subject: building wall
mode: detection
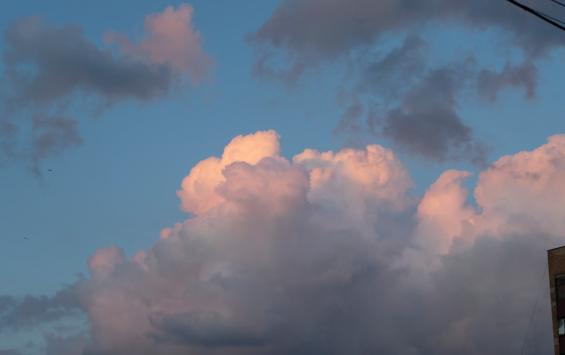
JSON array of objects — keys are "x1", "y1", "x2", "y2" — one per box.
[{"x1": 548, "y1": 247, "x2": 565, "y2": 355}]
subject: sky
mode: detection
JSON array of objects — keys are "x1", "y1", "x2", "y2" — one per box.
[{"x1": 1, "y1": 0, "x2": 565, "y2": 354}]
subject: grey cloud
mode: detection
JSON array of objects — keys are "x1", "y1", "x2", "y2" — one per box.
[
  {"x1": 477, "y1": 61, "x2": 538, "y2": 102},
  {"x1": 0, "y1": 17, "x2": 173, "y2": 170},
  {"x1": 0, "y1": 296, "x2": 17, "y2": 314},
  {"x1": 0, "y1": 16, "x2": 178, "y2": 171},
  {"x1": 251, "y1": 0, "x2": 565, "y2": 66},
  {"x1": 150, "y1": 311, "x2": 267, "y2": 348},
  {"x1": 372, "y1": 66, "x2": 487, "y2": 163},
  {"x1": 30, "y1": 115, "x2": 83, "y2": 175},
  {"x1": 250, "y1": 0, "x2": 434, "y2": 64},
  {"x1": 251, "y1": 0, "x2": 561, "y2": 163},
  {"x1": 359, "y1": 35, "x2": 427, "y2": 98},
  {"x1": 44, "y1": 334, "x2": 89, "y2": 355},
  {"x1": 0, "y1": 121, "x2": 17, "y2": 159},
  {"x1": 2, "y1": 17, "x2": 174, "y2": 108},
  {"x1": 0, "y1": 350, "x2": 23, "y2": 355},
  {"x1": 335, "y1": 35, "x2": 431, "y2": 150},
  {"x1": 0, "y1": 8, "x2": 209, "y2": 171},
  {"x1": 0, "y1": 285, "x2": 81, "y2": 331},
  {"x1": 429, "y1": 234, "x2": 553, "y2": 355},
  {"x1": 381, "y1": 105, "x2": 476, "y2": 161}
]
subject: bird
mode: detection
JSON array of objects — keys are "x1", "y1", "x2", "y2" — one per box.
[
  {"x1": 23, "y1": 237, "x2": 29, "y2": 240},
  {"x1": 47, "y1": 169, "x2": 53, "y2": 172}
]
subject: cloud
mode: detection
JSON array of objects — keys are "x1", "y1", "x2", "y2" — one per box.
[
  {"x1": 106, "y1": 3, "x2": 210, "y2": 83},
  {"x1": 0, "y1": 285, "x2": 80, "y2": 332},
  {"x1": 477, "y1": 61, "x2": 538, "y2": 102},
  {"x1": 473, "y1": 134, "x2": 565, "y2": 237},
  {"x1": 0, "y1": 350, "x2": 22, "y2": 355},
  {"x1": 250, "y1": 0, "x2": 564, "y2": 68},
  {"x1": 411, "y1": 170, "x2": 475, "y2": 263},
  {"x1": 30, "y1": 115, "x2": 83, "y2": 173},
  {"x1": 177, "y1": 130, "x2": 281, "y2": 215},
  {"x1": 358, "y1": 35, "x2": 427, "y2": 99},
  {"x1": 88, "y1": 246, "x2": 126, "y2": 279},
  {"x1": 250, "y1": 0, "x2": 563, "y2": 162},
  {"x1": 0, "y1": 3, "x2": 210, "y2": 171},
  {"x1": 2, "y1": 130, "x2": 563, "y2": 354},
  {"x1": 372, "y1": 65, "x2": 487, "y2": 163},
  {"x1": 44, "y1": 334, "x2": 88, "y2": 355},
  {"x1": 149, "y1": 311, "x2": 267, "y2": 348},
  {"x1": 2, "y1": 17, "x2": 173, "y2": 107}
]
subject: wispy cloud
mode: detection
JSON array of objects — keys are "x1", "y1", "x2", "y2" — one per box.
[
  {"x1": 250, "y1": 0, "x2": 565, "y2": 162},
  {"x1": 0, "y1": 3, "x2": 211, "y2": 173}
]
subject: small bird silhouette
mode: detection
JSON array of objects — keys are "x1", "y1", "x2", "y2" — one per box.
[
  {"x1": 23, "y1": 237, "x2": 29, "y2": 240},
  {"x1": 47, "y1": 169, "x2": 53, "y2": 172}
]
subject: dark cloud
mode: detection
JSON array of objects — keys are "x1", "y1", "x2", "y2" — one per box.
[
  {"x1": 0, "y1": 17, "x2": 173, "y2": 171},
  {"x1": 2, "y1": 17, "x2": 174, "y2": 108},
  {"x1": 0, "y1": 350, "x2": 23, "y2": 355},
  {"x1": 0, "y1": 121, "x2": 17, "y2": 159},
  {"x1": 30, "y1": 115, "x2": 83, "y2": 175},
  {"x1": 372, "y1": 66, "x2": 487, "y2": 163},
  {"x1": 150, "y1": 311, "x2": 267, "y2": 348},
  {"x1": 0, "y1": 285, "x2": 81, "y2": 331},
  {"x1": 0, "y1": 4, "x2": 210, "y2": 171},
  {"x1": 477, "y1": 61, "x2": 538, "y2": 102},
  {"x1": 0, "y1": 296, "x2": 17, "y2": 314},
  {"x1": 251, "y1": 0, "x2": 565, "y2": 66},
  {"x1": 250, "y1": 0, "x2": 435, "y2": 65},
  {"x1": 359, "y1": 35, "x2": 427, "y2": 98},
  {"x1": 251, "y1": 0, "x2": 564, "y2": 163},
  {"x1": 44, "y1": 334, "x2": 89, "y2": 355}
]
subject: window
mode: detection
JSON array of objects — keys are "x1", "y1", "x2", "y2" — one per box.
[
  {"x1": 559, "y1": 318, "x2": 565, "y2": 336},
  {"x1": 557, "y1": 276, "x2": 565, "y2": 300}
]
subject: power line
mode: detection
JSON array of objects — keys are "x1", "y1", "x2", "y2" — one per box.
[
  {"x1": 505, "y1": 0, "x2": 565, "y2": 32},
  {"x1": 550, "y1": 0, "x2": 565, "y2": 9},
  {"x1": 519, "y1": 265, "x2": 547, "y2": 355},
  {"x1": 537, "y1": 9, "x2": 565, "y2": 26}
]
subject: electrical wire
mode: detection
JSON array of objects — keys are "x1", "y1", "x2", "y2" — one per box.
[
  {"x1": 550, "y1": 0, "x2": 565, "y2": 9},
  {"x1": 519, "y1": 265, "x2": 548, "y2": 355},
  {"x1": 505, "y1": 0, "x2": 565, "y2": 32},
  {"x1": 536, "y1": 9, "x2": 565, "y2": 26}
]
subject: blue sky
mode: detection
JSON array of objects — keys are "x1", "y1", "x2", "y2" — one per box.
[
  {"x1": 1, "y1": 1, "x2": 565, "y2": 354},
  {"x1": 0, "y1": 0, "x2": 344, "y2": 296},
  {"x1": 1, "y1": 0, "x2": 565, "y2": 296}
]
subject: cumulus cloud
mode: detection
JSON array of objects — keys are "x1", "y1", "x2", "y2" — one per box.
[
  {"x1": 474, "y1": 134, "x2": 565, "y2": 237},
  {"x1": 106, "y1": 3, "x2": 210, "y2": 83},
  {"x1": 2, "y1": 130, "x2": 563, "y2": 354},
  {"x1": 177, "y1": 130, "x2": 281, "y2": 215},
  {"x1": 250, "y1": 0, "x2": 565, "y2": 162},
  {"x1": 0, "y1": 3, "x2": 210, "y2": 172}
]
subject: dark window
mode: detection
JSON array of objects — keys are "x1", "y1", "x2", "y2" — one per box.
[{"x1": 557, "y1": 276, "x2": 565, "y2": 300}]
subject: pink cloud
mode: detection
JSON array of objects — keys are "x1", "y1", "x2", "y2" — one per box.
[
  {"x1": 416, "y1": 170, "x2": 475, "y2": 255},
  {"x1": 177, "y1": 130, "x2": 280, "y2": 215},
  {"x1": 88, "y1": 246, "x2": 125, "y2": 279},
  {"x1": 107, "y1": 3, "x2": 211, "y2": 82},
  {"x1": 11, "y1": 131, "x2": 565, "y2": 354},
  {"x1": 474, "y1": 134, "x2": 565, "y2": 238}
]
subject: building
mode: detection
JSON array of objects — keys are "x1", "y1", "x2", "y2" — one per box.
[{"x1": 548, "y1": 246, "x2": 565, "y2": 355}]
